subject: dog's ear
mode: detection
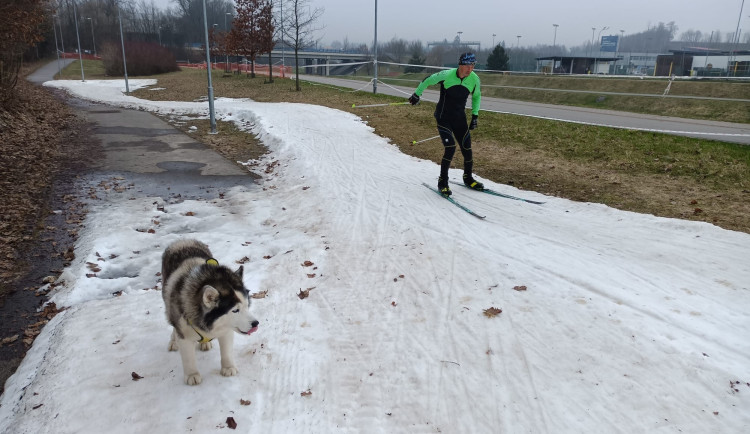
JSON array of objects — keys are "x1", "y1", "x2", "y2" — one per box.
[
  {"x1": 235, "y1": 265, "x2": 244, "y2": 278},
  {"x1": 202, "y1": 285, "x2": 220, "y2": 308}
]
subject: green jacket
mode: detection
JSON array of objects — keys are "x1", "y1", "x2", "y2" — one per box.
[{"x1": 414, "y1": 68, "x2": 481, "y2": 119}]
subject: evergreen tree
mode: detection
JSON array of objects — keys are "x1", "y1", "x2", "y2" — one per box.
[
  {"x1": 486, "y1": 45, "x2": 509, "y2": 71},
  {"x1": 404, "y1": 54, "x2": 425, "y2": 73}
]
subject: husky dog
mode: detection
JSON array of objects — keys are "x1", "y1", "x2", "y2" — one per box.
[{"x1": 161, "y1": 239, "x2": 259, "y2": 385}]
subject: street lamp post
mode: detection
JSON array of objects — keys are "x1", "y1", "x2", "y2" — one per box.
[
  {"x1": 593, "y1": 26, "x2": 609, "y2": 74},
  {"x1": 617, "y1": 29, "x2": 625, "y2": 74},
  {"x1": 552, "y1": 24, "x2": 559, "y2": 73},
  {"x1": 202, "y1": 0, "x2": 217, "y2": 134},
  {"x1": 373, "y1": 0, "x2": 378, "y2": 94},
  {"x1": 86, "y1": 17, "x2": 96, "y2": 56},
  {"x1": 552, "y1": 24, "x2": 558, "y2": 49},
  {"x1": 73, "y1": 1, "x2": 84, "y2": 81},
  {"x1": 225, "y1": 12, "x2": 231, "y2": 72},
  {"x1": 515, "y1": 35, "x2": 521, "y2": 71},
  {"x1": 117, "y1": 1, "x2": 129, "y2": 93},
  {"x1": 492, "y1": 33, "x2": 496, "y2": 48},
  {"x1": 729, "y1": 0, "x2": 746, "y2": 77},
  {"x1": 52, "y1": 15, "x2": 61, "y2": 78},
  {"x1": 212, "y1": 24, "x2": 218, "y2": 70}
]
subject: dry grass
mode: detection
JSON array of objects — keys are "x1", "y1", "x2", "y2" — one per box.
[{"x1": 69, "y1": 63, "x2": 750, "y2": 233}]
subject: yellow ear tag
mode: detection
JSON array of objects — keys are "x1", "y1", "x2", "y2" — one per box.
[{"x1": 206, "y1": 258, "x2": 219, "y2": 266}]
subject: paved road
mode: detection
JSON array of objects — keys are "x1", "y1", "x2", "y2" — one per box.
[
  {"x1": 30, "y1": 59, "x2": 252, "y2": 192},
  {"x1": 301, "y1": 75, "x2": 750, "y2": 145}
]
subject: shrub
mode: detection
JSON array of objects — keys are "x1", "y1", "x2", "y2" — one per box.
[{"x1": 101, "y1": 41, "x2": 179, "y2": 77}]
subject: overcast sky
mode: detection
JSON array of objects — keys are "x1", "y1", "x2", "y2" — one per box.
[{"x1": 154, "y1": 0, "x2": 747, "y2": 48}]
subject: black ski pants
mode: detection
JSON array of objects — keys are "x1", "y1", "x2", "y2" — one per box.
[{"x1": 436, "y1": 115, "x2": 473, "y2": 180}]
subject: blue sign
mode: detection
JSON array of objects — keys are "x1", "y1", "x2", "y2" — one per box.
[{"x1": 600, "y1": 35, "x2": 619, "y2": 52}]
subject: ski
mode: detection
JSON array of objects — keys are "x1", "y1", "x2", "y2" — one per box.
[
  {"x1": 421, "y1": 183, "x2": 486, "y2": 219},
  {"x1": 450, "y1": 181, "x2": 545, "y2": 205}
]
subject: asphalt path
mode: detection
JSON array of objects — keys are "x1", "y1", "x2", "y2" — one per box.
[{"x1": 301, "y1": 74, "x2": 750, "y2": 146}]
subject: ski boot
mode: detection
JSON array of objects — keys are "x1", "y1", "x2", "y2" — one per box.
[
  {"x1": 438, "y1": 177, "x2": 452, "y2": 196},
  {"x1": 463, "y1": 173, "x2": 484, "y2": 191}
]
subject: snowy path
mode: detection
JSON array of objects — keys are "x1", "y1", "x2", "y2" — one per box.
[{"x1": 0, "y1": 80, "x2": 748, "y2": 433}]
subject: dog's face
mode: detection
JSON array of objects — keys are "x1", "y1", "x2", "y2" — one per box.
[{"x1": 201, "y1": 266, "x2": 259, "y2": 335}]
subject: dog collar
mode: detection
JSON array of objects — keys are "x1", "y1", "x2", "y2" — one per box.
[{"x1": 187, "y1": 319, "x2": 213, "y2": 344}]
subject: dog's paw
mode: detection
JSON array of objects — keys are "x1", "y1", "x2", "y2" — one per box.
[
  {"x1": 185, "y1": 373, "x2": 202, "y2": 385},
  {"x1": 199, "y1": 341, "x2": 213, "y2": 351},
  {"x1": 221, "y1": 366, "x2": 238, "y2": 377},
  {"x1": 167, "y1": 341, "x2": 178, "y2": 352}
]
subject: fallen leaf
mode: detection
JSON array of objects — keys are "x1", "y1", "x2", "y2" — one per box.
[
  {"x1": 301, "y1": 389, "x2": 312, "y2": 397},
  {"x1": 131, "y1": 372, "x2": 144, "y2": 381},
  {"x1": 301, "y1": 260, "x2": 314, "y2": 267},
  {"x1": 240, "y1": 399, "x2": 251, "y2": 406},
  {"x1": 483, "y1": 307, "x2": 503, "y2": 318},
  {"x1": 306, "y1": 273, "x2": 316, "y2": 278},
  {"x1": 226, "y1": 416, "x2": 237, "y2": 429},
  {"x1": 251, "y1": 290, "x2": 268, "y2": 299},
  {"x1": 513, "y1": 285, "x2": 527, "y2": 291},
  {"x1": 298, "y1": 288, "x2": 311, "y2": 299},
  {"x1": 391, "y1": 301, "x2": 397, "y2": 307}
]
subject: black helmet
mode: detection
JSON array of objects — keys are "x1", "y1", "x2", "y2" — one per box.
[{"x1": 458, "y1": 52, "x2": 476, "y2": 65}]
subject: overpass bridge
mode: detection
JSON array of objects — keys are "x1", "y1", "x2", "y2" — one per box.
[{"x1": 265, "y1": 49, "x2": 371, "y2": 75}]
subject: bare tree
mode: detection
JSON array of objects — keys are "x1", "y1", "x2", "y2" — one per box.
[
  {"x1": 228, "y1": 0, "x2": 273, "y2": 78},
  {"x1": 282, "y1": 0, "x2": 323, "y2": 91}
]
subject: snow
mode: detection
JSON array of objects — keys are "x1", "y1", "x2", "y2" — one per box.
[{"x1": 0, "y1": 78, "x2": 748, "y2": 433}]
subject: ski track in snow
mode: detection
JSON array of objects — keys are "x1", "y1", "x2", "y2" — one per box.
[{"x1": 0, "y1": 79, "x2": 748, "y2": 433}]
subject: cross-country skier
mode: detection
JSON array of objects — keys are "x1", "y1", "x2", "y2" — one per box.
[{"x1": 409, "y1": 52, "x2": 483, "y2": 196}]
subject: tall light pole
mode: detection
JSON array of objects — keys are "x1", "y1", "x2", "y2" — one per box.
[
  {"x1": 225, "y1": 13, "x2": 232, "y2": 72},
  {"x1": 117, "y1": 1, "x2": 129, "y2": 93},
  {"x1": 280, "y1": 0, "x2": 284, "y2": 76},
  {"x1": 552, "y1": 24, "x2": 558, "y2": 49},
  {"x1": 729, "y1": 0, "x2": 746, "y2": 77},
  {"x1": 52, "y1": 15, "x2": 61, "y2": 78},
  {"x1": 552, "y1": 24, "x2": 559, "y2": 73},
  {"x1": 593, "y1": 26, "x2": 609, "y2": 74},
  {"x1": 373, "y1": 0, "x2": 378, "y2": 94},
  {"x1": 202, "y1": 0, "x2": 217, "y2": 134},
  {"x1": 73, "y1": 1, "x2": 84, "y2": 81},
  {"x1": 86, "y1": 17, "x2": 96, "y2": 56},
  {"x1": 590, "y1": 27, "x2": 595, "y2": 58},
  {"x1": 492, "y1": 33, "x2": 496, "y2": 48},
  {"x1": 617, "y1": 29, "x2": 625, "y2": 74},
  {"x1": 515, "y1": 35, "x2": 521, "y2": 71}
]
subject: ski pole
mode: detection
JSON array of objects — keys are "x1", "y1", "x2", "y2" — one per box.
[
  {"x1": 351, "y1": 101, "x2": 409, "y2": 108},
  {"x1": 411, "y1": 135, "x2": 440, "y2": 145}
]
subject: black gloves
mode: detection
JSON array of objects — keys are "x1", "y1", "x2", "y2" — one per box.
[
  {"x1": 469, "y1": 114, "x2": 478, "y2": 130},
  {"x1": 408, "y1": 93, "x2": 420, "y2": 105}
]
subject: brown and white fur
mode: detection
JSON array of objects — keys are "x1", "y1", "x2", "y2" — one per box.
[{"x1": 161, "y1": 239, "x2": 259, "y2": 385}]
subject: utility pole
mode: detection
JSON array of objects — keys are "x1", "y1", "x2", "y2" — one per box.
[
  {"x1": 117, "y1": 1, "x2": 129, "y2": 93},
  {"x1": 373, "y1": 0, "x2": 378, "y2": 94},
  {"x1": 73, "y1": 1, "x2": 84, "y2": 81},
  {"x1": 202, "y1": 0, "x2": 217, "y2": 134},
  {"x1": 53, "y1": 15, "x2": 61, "y2": 78},
  {"x1": 86, "y1": 17, "x2": 96, "y2": 56}
]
